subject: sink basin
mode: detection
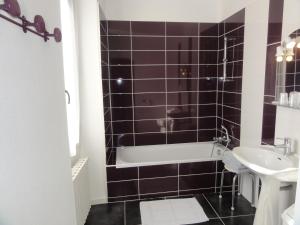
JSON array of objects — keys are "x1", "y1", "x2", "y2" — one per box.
[
  {"x1": 232, "y1": 146, "x2": 299, "y2": 225},
  {"x1": 232, "y1": 146, "x2": 298, "y2": 176}
]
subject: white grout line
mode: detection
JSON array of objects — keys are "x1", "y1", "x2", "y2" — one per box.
[
  {"x1": 202, "y1": 193, "x2": 226, "y2": 225},
  {"x1": 105, "y1": 20, "x2": 114, "y2": 150},
  {"x1": 129, "y1": 21, "x2": 136, "y2": 146}
]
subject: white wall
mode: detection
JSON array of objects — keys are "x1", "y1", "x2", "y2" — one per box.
[
  {"x1": 278, "y1": 0, "x2": 300, "y2": 222},
  {"x1": 75, "y1": 0, "x2": 108, "y2": 204},
  {"x1": 0, "y1": 0, "x2": 77, "y2": 224},
  {"x1": 102, "y1": 0, "x2": 220, "y2": 22}
]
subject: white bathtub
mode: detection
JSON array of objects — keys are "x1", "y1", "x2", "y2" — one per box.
[{"x1": 116, "y1": 142, "x2": 225, "y2": 168}]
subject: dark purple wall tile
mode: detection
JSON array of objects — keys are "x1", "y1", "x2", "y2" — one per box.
[
  {"x1": 111, "y1": 94, "x2": 132, "y2": 107},
  {"x1": 198, "y1": 91, "x2": 216, "y2": 104},
  {"x1": 167, "y1": 51, "x2": 198, "y2": 65},
  {"x1": 110, "y1": 66, "x2": 132, "y2": 79},
  {"x1": 132, "y1": 37, "x2": 165, "y2": 50},
  {"x1": 167, "y1": 37, "x2": 198, "y2": 50},
  {"x1": 113, "y1": 134, "x2": 134, "y2": 147},
  {"x1": 171, "y1": 118, "x2": 197, "y2": 131},
  {"x1": 133, "y1": 65, "x2": 165, "y2": 79},
  {"x1": 108, "y1": 21, "x2": 130, "y2": 35},
  {"x1": 224, "y1": 9, "x2": 245, "y2": 33},
  {"x1": 199, "y1": 37, "x2": 218, "y2": 50},
  {"x1": 132, "y1": 51, "x2": 165, "y2": 65},
  {"x1": 264, "y1": 44, "x2": 278, "y2": 96},
  {"x1": 179, "y1": 174, "x2": 216, "y2": 190},
  {"x1": 261, "y1": 104, "x2": 276, "y2": 145},
  {"x1": 198, "y1": 79, "x2": 217, "y2": 91},
  {"x1": 112, "y1": 121, "x2": 133, "y2": 134},
  {"x1": 167, "y1": 92, "x2": 198, "y2": 105},
  {"x1": 140, "y1": 177, "x2": 178, "y2": 194},
  {"x1": 101, "y1": 65, "x2": 109, "y2": 79},
  {"x1": 134, "y1": 120, "x2": 162, "y2": 133},
  {"x1": 166, "y1": 22, "x2": 198, "y2": 36},
  {"x1": 135, "y1": 133, "x2": 166, "y2": 146},
  {"x1": 199, "y1": 65, "x2": 218, "y2": 77},
  {"x1": 109, "y1": 51, "x2": 131, "y2": 65},
  {"x1": 110, "y1": 79, "x2": 132, "y2": 93},
  {"x1": 134, "y1": 106, "x2": 166, "y2": 120},
  {"x1": 167, "y1": 79, "x2": 198, "y2": 92},
  {"x1": 139, "y1": 164, "x2": 178, "y2": 178},
  {"x1": 223, "y1": 106, "x2": 241, "y2": 124},
  {"x1": 167, "y1": 105, "x2": 197, "y2": 118},
  {"x1": 167, "y1": 131, "x2": 197, "y2": 144},
  {"x1": 199, "y1": 23, "x2": 218, "y2": 36},
  {"x1": 131, "y1": 21, "x2": 165, "y2": 35},
  {"x1": 133, "y1": 93, "x2": 166, "y2": 106},
  {"x1": 133, "y1": 79, "x2": 165, "y2": 93},
  {"x1": 198, "y1": 117, "x2": 216, "y2": 129},
  {"x1": 107, "y1": 167, "x2": 138, "y2": 181},
  {"x1": 198, "y1": 129, "x2": 216, "y2": 142},
  {"x1": 198, "y1": 104, "x2": 217, "y2": 117},
  {"x1": 267, "y1": 0, "x2": 284, "y2": 44},
  {"x1": 223, "y1": 78, "x2": 243, "y2": 92},
  {"x1": 222, "y1": 92, "x2": 241, "y2": 108},
  {"x1": 107, "y1": 180, "x2": 138, "y2": 197},
  {"x1": 112, "y1": 107, "x2": 133, "y2": 121},
  {"x1": 166, "y1": 65, "x2": 198, "y2": 79},
  {"x1": 108, "y1": 36, "x2": 131, "y2": 50},
  {"x1": 199, "y1": 51, "x2": 218, "y2": 64},
  {"x1": 179, "y1": 161, "x2": 216, "y2": 175}
]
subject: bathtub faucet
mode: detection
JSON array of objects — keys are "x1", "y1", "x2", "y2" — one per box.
[{"x1": 213, "y1": 125, "x2": 231, "y2": 145}]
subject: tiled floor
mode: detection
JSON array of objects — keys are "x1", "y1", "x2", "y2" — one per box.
[{"x1": 85, "y1": 192, "x2": 256, "y2": 225}]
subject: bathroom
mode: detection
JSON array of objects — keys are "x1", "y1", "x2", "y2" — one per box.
[{"x1": 1, "y1": 0, "x2": 300, "y2": 225}]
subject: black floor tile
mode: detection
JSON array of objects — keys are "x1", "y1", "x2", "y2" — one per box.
[
  {"x1": 126, "y1": 201, "x2": 141, "y2": 225},
  {"x1": 204, "y1": 193, "x2": 256, "y2": 218},
  {"x1": 85, "y1": 203, "x2": 124, "y2": 225},
  {"x1": 195, "y1": 194, "x2": 219, "y2": 219},
  {"x1": 222, "y1": 215, "x2": 255, "y2": 225}
]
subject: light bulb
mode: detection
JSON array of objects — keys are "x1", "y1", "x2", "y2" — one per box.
[
  {"x1": 276, "y1": 56, "x2": 283, "y2": 62},
  {"x1": 297, "y1": 42, "x2": 300, "y2": 48},
  {"x1": 286, "y1": 55, "x2": 293, "y2": 62}
]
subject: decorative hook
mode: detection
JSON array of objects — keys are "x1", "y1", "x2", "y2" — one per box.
[
  {"x1": 21, "y1": 15, "x2": 46, "y2": 33},
  {"x1": 0, "y1": 0, "x2": 21, "y2": 17},
  {"x1": 44, "y1": 27, "x2": 62, "y2": 42}
]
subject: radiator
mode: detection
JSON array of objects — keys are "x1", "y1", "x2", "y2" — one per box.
[{"x1": 72, "y1": 158, "x2": 91, "y2": 225}]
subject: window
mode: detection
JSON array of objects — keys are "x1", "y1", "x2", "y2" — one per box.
[{"x1": 60, "y1": 0, "x2": 79, "y2": 157}]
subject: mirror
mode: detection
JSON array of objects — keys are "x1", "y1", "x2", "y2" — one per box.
[{"x1": 275, "y1": 29, "x2": 300, "y2": 108}]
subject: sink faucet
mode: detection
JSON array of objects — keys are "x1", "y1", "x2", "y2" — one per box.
[{"x1": 275, "y1": 137, "x2": 292, "y2": 156}]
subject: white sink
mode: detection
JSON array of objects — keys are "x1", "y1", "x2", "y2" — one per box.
[
  {"x1": 232, "y1": 146, "x2": 298, "y2": 176},
  {"x1": 232, "y1": 146, "x2": 299, "y2": 225}
]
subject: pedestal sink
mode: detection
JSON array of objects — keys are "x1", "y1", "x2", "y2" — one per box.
[{"x1": 232, "y1": 147, "x2": 298, "y2": 225}]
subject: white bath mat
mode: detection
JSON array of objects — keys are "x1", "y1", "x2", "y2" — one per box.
[{"x1": 140, "y1": 197, "x2": 209, "y2": 225}]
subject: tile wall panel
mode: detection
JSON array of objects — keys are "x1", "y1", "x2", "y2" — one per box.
[
  {"x1": 261, "y1": 0, "x2": 284, "y2": 145},
  {"x1": 217, "y1": 9, "x2": 245, "y2": 149},
  {"x1": 106, "y1": 161, "x2": 237, "y2": 202},
  {"x1": 101, "y1": 9, "x2": 245, "y2": 201}
]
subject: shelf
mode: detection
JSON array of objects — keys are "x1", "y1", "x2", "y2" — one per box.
[{"x1": 272, "y1": 101, "x2": 300, "y2": 110}]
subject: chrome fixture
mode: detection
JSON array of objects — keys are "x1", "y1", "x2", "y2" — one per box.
[
  {"x1": 219, "y1": 37, "x2": 235, "y2": 82},
  {"x1": 213, "y1": 125, "x2": 231, "y2": 145},
  {"x1": 275, "y1": 137, "x2": 292, "y2": 156}
]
